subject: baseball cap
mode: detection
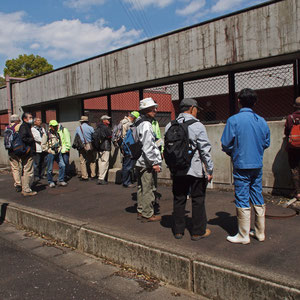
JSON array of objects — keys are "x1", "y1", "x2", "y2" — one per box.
[
  {"x1": 130, "y1": 111, "x2": 140, "y2": 118},
  {"x1": 101, "y1": 115, "x2": 111, "y2": 120},
  {"x1": 49, "y1": 120, "x2": 58, "y2": 126},
  {"x1": 180, "y1": 98, "x2": 203, "y2": 110}
]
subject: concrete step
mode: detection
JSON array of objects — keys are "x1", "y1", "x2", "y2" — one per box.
[{"x1": 1, "y1": 200, "x2": 299, "y2": 300}]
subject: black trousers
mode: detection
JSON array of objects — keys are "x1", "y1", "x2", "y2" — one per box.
[{"x1": 172, "y1": 175, "x2": 207, "y2": 235}]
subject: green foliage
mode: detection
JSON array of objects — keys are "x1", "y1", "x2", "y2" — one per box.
[
  {"x1": 4, "y1": 54, "x2": 53, "y2": 78},
  {"x1": 0, "y1": 76, "x2": 5, "y2": 87}
]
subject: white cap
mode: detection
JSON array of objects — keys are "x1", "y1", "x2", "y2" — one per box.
[
  {"x1": 10, "y1": 114, "x2": 20, "y2": 122},
  {"x1": 139, "y1": 98, "x2": 158, "y2": 111},
  {"x1": 101, "y1": 115, "x2": 111, "y2": 120}
]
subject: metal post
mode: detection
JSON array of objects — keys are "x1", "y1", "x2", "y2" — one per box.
[
  {"x1": 5, "y1": 75, "x2": 12, "y2": 121},
  {"x1": 41, "y1": 109, "x2": 46, "y2": 124},
  {"x1": 139, "y1": 89, "x2": 143, "y2": 100},
  {"x1": 107, "y1": 94, "x2": 112, "y2": 125},
  {"x1": 294, "y1": 59, "x2": 300, "y2": 98},
  {"x1": 228, "y1": 72, "x2": 236, "y2": 116},
  {"x1": 179, "y1": 82, "x2": 184, "y2": 102}
]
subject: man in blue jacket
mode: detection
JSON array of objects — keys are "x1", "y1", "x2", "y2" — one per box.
[{"x1": 221, "y1": 88, "x2": 270, "y2": 244}]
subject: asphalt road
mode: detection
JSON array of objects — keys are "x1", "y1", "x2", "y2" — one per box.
[{"x1": 0, "y1": 222, "x2": 203, "y2": 300}]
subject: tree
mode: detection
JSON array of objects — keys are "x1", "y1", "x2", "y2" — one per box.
[
  {"x1": 4, "y1": 54, "x2": 53, "y2": 79},
  {"x1": 0, "y1": 76, "x2": 5, "y2": 87}
]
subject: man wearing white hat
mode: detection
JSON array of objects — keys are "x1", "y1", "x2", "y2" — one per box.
[{"x1": 136, "y1": 98, "x2": 162, "y2": 222}]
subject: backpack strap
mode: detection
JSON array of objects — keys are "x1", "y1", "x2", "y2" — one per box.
[
  {"x1": 135, "y1": 116, "x2": 151, "y2": 127},
  {"x1": 184, "y1": 119, "x2": 199, "y2": 126},
  {"x1": 79, "y1": 125, "x2": 88, "y2": 144},
  {"x1": 291, "y1": 115, "x2": 295, "y2": 124}
]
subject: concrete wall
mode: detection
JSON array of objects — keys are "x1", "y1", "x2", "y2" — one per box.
[
  {"x1": 0, "y1": 88, "x2": 8, "y2": 112},
  {"x1": 0, "y1": 0, "x2": 299, "y2": 109},
  {"x1": 157, "y1": 120, "x2": 292, "y2": 194}
]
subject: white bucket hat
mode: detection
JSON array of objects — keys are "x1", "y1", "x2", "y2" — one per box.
[{"x1": 139, "y1": 97, "x2": 158, "y2": 111}]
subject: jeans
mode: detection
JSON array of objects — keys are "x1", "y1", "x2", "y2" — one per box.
[
  {"x1": 47, "y1": 152, "x2": 66, "y2": 183},
  {"x1": 172, "y1": 175, "x2": 207, "y2": 235},
  {"x1": 233, "y1": 168, "x2": 264, "y2": 208},
  {"x1": 122, "y1": 156, "x2": 135, "y2": 186},
  {"x1": 62, "y1": 152, "x2": 70, "y2": 176},
  {"x1": 33, "y1": 152, "x2": 48, "y2": 178}
]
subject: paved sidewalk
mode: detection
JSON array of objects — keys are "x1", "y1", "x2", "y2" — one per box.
[{"x1": 0, "y1": 174, "x2": 299, "y2": 298}]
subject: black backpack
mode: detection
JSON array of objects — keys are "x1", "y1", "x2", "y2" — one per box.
[
  {"x1": 164, "y1": 119, "x2": 198, "y2": 175},
  {"x1": 92, "y1": 126, "x2": 106, "y2": 151}
]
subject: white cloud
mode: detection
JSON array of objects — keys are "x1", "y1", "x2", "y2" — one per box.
[
  {"x1": 0, "y1": 11, "x2": 141, "y2": 64},
  {"x1": 211, "y1": 0, "x2": 244, "y2": 13},
  {"x1": 63, "y1": 0, "x2": 106, "y2": 10},
  {"x1": 176, "y1": 0, "x2": 206, "y2": 16},
  {"x1": 123, "y1": 0, "x2": 173, "y2": 9}
]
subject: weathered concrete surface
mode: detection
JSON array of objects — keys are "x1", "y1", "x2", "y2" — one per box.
[
  {"x1": 193, "y1": 261, "x2": 300, "y2": 300},
  {"x1": 0, "y1": 174, "x2": 299, "y2": 299},
  {"x1": 0, "y1": 0, "x2": 299, "y2": 108},
  {"x1": 78, "y1": 228, "x2": 192, "y2": 290},
  {"x1": 3, "y1": 203, "x2": 85, "y2": 248},
  {"x1": 0, "y1": 87, "x2": 7, "y2": 111},
  {"x1": 0, "y1": 222, "x2": 201, "y2": 300}
]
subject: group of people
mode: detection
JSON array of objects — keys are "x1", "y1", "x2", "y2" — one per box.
[
  {"x1": 115, "y1": 89, "x2": 299, "y2": 244},
  {"x1": 4, "y1": 113, "x2": 115, "y2": 194},
  {"x1": 72, "y1": 115, "x2": 113, "y2": 185},
  {"x1": 5, "y1": 113, "x2": 71, "y2": 195},
  {"x1": 4, "y1": 89, "x2": 300, "y2": 244}
]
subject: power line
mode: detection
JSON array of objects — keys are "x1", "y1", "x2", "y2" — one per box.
[
  {"x1": 131, "y1": 0, "x2": 154, "y2": 37},
  {"x1": 116, "y1": 0, "x2": 143, "y2": 36},
  {"x1": 116, "y1": 0, "x2": 153, "y2": 39}
]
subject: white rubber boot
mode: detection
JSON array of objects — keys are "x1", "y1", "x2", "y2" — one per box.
[
  {"x1": 249, "y1": 205, "x2": 265, "y2": 242},
  {"x1": 227, "y1": 207, "x2": 251, "y2": 244}
]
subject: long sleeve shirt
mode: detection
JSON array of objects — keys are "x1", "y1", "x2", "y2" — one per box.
[
  {"x1": 221, "y1": 108, "x2": 270, "y2": 169},
  {"x1": 136, "y1": 117, "x2": 162, "y2": 168},
  {"x1": 58, "y1": 125, "x2": 71, "y2": 153},
  {"x1": 165, "y1": 113, "x2": 213, "y2": 177},
  {"x1": 31, "y1": 126, "x2": 46, "y2": 153},
  {"x1": 75, "y1": 123, "x2": 94, "y2": 143}
]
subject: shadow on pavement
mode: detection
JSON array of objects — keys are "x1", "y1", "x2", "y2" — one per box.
[
  {"x1": 125, "y1": 203, "x2": 137, "y2": 214},
  {"x1": 208, "y1": 212, "x2": 237, "y2": 235},
  {"x1": 0, "y1": 203, "x2": 8, "y2": 225}
]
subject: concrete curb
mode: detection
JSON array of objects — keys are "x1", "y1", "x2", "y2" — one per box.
[{"x1": 1, "y1": 201, "x2": 300, "y2": 300}]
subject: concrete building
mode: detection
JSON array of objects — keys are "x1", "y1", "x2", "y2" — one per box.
[{"x1": 0, "y1": 0, "x2": 299, "y2": 194}]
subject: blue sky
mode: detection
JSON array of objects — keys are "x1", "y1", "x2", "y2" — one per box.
[{"x1": 0, "y1": 0, "x2": 269, "y2": 75}]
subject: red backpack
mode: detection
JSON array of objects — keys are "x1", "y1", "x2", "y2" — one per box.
[{"x1": 288, "y1": 115, "x2": 300, "y2": 148}]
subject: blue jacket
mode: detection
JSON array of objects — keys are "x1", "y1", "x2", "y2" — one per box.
[
  {"x1": 221, "y1": 108, "x2": 270, "y2": 169},
  {"x1": 76, "y1": 123, "x2": 94, "y2": 143}
]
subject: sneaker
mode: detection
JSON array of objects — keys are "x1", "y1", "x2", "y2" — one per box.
[
  {"x1": 127, "y1": 184, "x2": 136, "y2": 188},
  {"x1": 137, "y1": 213, "x2": 142, "y2": 220},
  {"x1": 15, "y1": 185, "x2": 22, "y2": 193},
  {"x1": 21, "y1": 190, "x2": 37, "y2": 197},
  {"x1": 57, "y1": 181, "x2": 67, "y2": 187},
  {"x1": 80, "y1": 178, "x2": 89, "y2": 181},
  {"x1": 34, "y1": 176, "x2": 40, "y2": 182},
  {"x1": 49, "y1": 182, "x2": 55, "y2": 188},
  {"x1": 97, "y1": 180, "x2": 108, "y2": 185},
  {"x1": 141, "y1": 215, "x2": 162, "y2": 223},
  {"x1": 174, "y1": 233, "x2": 183, "y2": 240},
  {"x1": 191, "y1": 229, "x2": 211, "y2": 241}
]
